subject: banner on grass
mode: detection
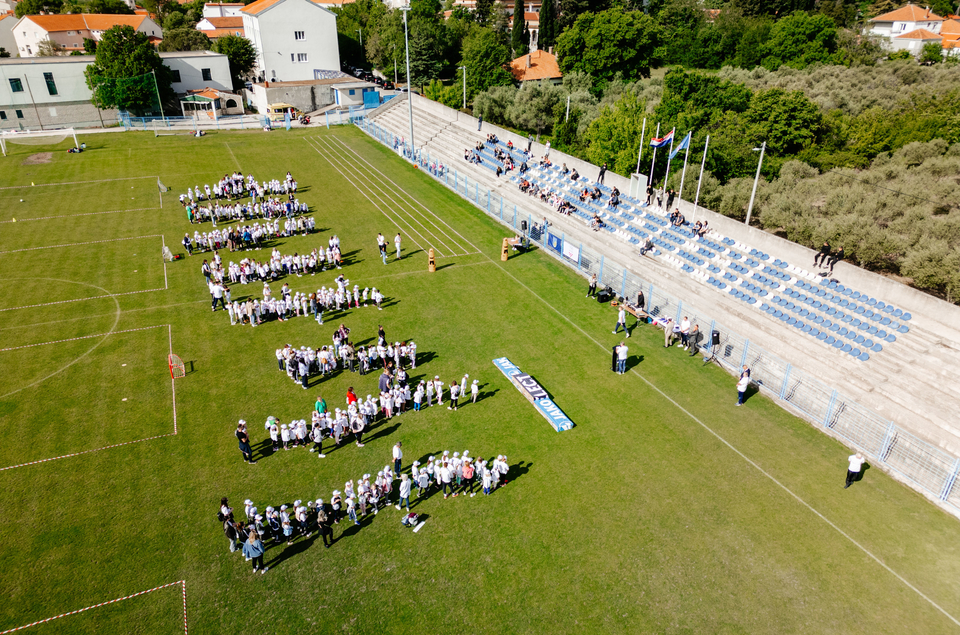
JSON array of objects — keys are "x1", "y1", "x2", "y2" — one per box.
[{"x1": 492, "y1": 357, "x2": 575, "y2": 432}]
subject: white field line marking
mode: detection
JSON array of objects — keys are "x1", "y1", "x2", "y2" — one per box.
[
  {"x1": 162, "y1": 234, "x2": 169, "y2": 289},
  {"x1": 0, "y1": 580, "x2": 187, "y2": 634},
  {"x1": 168, "y1": 324, "x2": 177, "y2": 434},
  {"x1": 0, "y1": 288, "x2": 166, "y2": 313},
  {"x1": 0, "y1": 234, "x2": 162, "y2": 255},
  {"x1": 0, "y1": 278, "x2": 120, "y2": 400},
  {"x1": 0, "y1": 325, "x2": 165, "y2": 352},
  {"x1": 0, "y1": 325, "x2": 179, "y2": 471},
  {"x1": 0, "y1": 175, "x2": 157, "y2": 191},
  {"x1": 327, "y1": 134, "x2": 479, "y2": 256},
  {"x1": 375, "y1": 159, "x2": 960, "y2": 628},
  {"x1": 224, "y1": 141, "x2": 242, "y2": 172},
  {"x1": 0, "y1": 208, "x2": 159, "y2": 224},
  {"x1": 316, "y1": 136, "x2": 470, "y2": 257},
  {"x1": 329, "y1": 133, "x2": 483, "y2": 255},
  {"x1": 303, "y1": 137, "x2": 433, "y2": 256},
  {"x1": 491, "y1": 259, "x2": 960, "y2": 629}
]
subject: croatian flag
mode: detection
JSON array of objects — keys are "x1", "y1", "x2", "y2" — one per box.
[{"x1": 650, "y1": 129, "x2": 674, "y2": 148}]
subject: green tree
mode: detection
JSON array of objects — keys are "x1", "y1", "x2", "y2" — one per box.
[
  {"x1": 510, "y1": 4, "x2": 526, "y2": 56},
  {"x1": 656, "y1": 0, "x2": 705, "y2": 66},
  {"x1": 558, "y1": 0, "x2": 608, "y2": 30},
  {"x1": 0, "y1": 48, "x2": 10, "y2": 58},
  {"x1": 138, "y1": 0, "x2": 180, "y2": 26},
  {"x1": 473, "y1": 84, "x2": 517, "y2": 124},
  {"x1": 458, "y1": 26, "x2": 513, "y2": 100},
  {"x1": 555, "y1": 8, "x2": 660, "y2": 83},
  {"x1": 88, "y1": 0, "x2": 135, "y2": 13},
  {"x1": 83, "y1": 38, "x2": 98, "y2": 54},
  {"x1": 85, "y1": 25, "x2": 175, "y2": 116},
  {"x1": 474, "y1": 0, "x2": 493, "y2": 25},
  {"x1": 367, "y1": 10, "x2": 405, "y2": 79},
  {"x1": 507, "y1": 79, "x2": 563, "y2": 136},
  {"x1": 158, "y1": 28, "x2": 211, "y2": 52},
  {"x1": 212, "y1": 34, "x2": 257, "y2": 90},
  {"x1": 36, "y1": 39, "x2": 65, "y2": 56},
  {"x1": 538, "y1": 0, "x2": 557, "y2": 51},
  {"x1": 919, "y1": 42, "x2": 943, "y2": 65},
  {"x1": 761, "y1": 11, "x2": 840, "y2": 70},
  {"x1": 745, "y1": 88, "x2": 823, "y2": 154},
  {"x1": 582, "y1": 90, "x2": 647, "y2": 175},
  {"x1": 14, "y1": 0, "x2": 62, "y2": 18},
  {"x1": 336, "y1": 0, "x2": 387, "y2": 68},
  {"x1": 162, "y1": 12, "x2": 188, "y2": 31}
]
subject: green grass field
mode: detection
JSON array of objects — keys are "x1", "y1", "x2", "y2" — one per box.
[{"x1": 1, "y1": 126, "x2": 959, "y2": 634}]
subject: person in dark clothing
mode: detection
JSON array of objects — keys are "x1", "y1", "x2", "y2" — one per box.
[
  {"x1": 665, "y1": 189, "x2": 675, "y2": 210},
  {"x1": 814, "y1": 241, "x2": 831, "y2": 268},
  {"x1": 827, "y1": 246, "x2": 844, "y2": 273},
  {"x1": 636, "y1": 290, "x2": 645, "y2": 311},
  {"x1": 597, "y1": 163, "x2": 607, "y2": 184},
  {"x1": 317, "y1": 502, "x2": 333, "y2": 547},
  {"x1": 687, "y1": 324, "x2": 701, "y2": 356},
  {"x1": 645, "y1": 184, "x2": 653, "y2": 205},
  {"x1": 236, "y1": 422, "x2": 255, "y2": 464}
]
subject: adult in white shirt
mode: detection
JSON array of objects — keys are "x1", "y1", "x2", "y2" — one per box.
[
  {"x1": 393, "y1": 442, "x2": 403, "y2": 473},
  {"x1": 613, "y1": 305, "x2": 628, "y2": 336},
  {"x1": 394, "y1": 233, "x2": 402, "y2": 260},
  {"x1": 736, "y1": 373, "x2": 750, "y2": 406},
  {"x1": 616, "y1": 342, "x2": 628, "y2": 374},
  {"x1": 680, "y1": 316, "x2": 691, "y2": 349},
  {"x1": 845, "y1": 452, "x2": 865, "y2": 489}
]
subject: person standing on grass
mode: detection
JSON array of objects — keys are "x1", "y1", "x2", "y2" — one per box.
[
  {"x1": 397, "y1": 474, "x2": 411, "y2": 511},
  {"x1": 377, "y1": 233, "x2": 388, "y2": 265},
  {"x1": 587, "y1": 274, "x2": 598, "y2": 298},
  {"x1": 224, "y1": 519, "x2": 240, "y2": 553},
  {"x1": 663, "y1": 318, "x2": 675, "y2": 348},
  {"x1": 449, "y1": 382, "x2": 460, "y2": 411},
  {"x1": 736, "y1": 371, "x2": 750, "y2": 406},
  {"x1": 471, "y1": 379, "x2": 479, "y2": 403},
  {"x1": 395, "y1": 233, "x2": 402, "y2": 260},
  {"x1": 237, "y1": 421, "x2": 255, "y2": 464},
  {"x1": 243, "y1": 531, "x2": 267, "y2": 574},
  {"x1": 317, "y1": 501, "x2": 333, "y2": 548},
  {"x1": 393, "y1": 442, "x2": 403, "y2": 473},
  {"x1": 613, "y1": 305, "x2": 628, "y2": 336},
  {"x1": 616, "y1": 342, "x2": 628, "y2": 374},
  {"x1": 845, "y1": 452, "x2": 865, "y2": 489},
  {"x1": 687, "y1": 324, "x2": 701, "y2": 357},
  {"x1": 680, "y1": 316, "x2": 691, "y2": 349},
  {"x1": 351, "y1": 415, "x2": 365, "y2": 447}
]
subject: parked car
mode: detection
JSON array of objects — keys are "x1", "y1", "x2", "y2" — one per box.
[{"x1": 383, "y1": 81, "x2": 395, "y2": 91}]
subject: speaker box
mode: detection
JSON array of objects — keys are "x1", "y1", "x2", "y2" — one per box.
[
  {"x1": 712, "y1": 330, "x2": 721, "y2": 346},
  {"x1": 521, "y1": 220, "x2": 528, "y2": 232}
]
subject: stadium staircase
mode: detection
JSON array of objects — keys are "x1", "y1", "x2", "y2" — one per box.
[{"x1": 365, "y1": 97, "x2": 960, "y2": 461}]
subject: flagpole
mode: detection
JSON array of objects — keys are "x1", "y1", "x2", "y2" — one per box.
[
  {"x1": 677, "y1": 132, "x2": 692, "y2": 212},
  {"x1": 635, "y1": 117, "x2": 646, "y2": 175},
  {"x1": 648, "y1": 122, "x2": 660, "y2": 187},
  {"x1": 662, "y1": 127, "x2": 676, "y2": 196},
  {"x1": 692, "y1": 135, "x2": 710, "y2": 226}
]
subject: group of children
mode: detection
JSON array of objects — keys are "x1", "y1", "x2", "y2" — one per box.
[
  {"x1": 183, "y1": 217, "x2": 316, "y2": 254},
  {"x1": 180, "y1": 172, "x2": 307, "y2": 225},
  {"x1": 274, "y1": 327, "x2": 412, "y2": 388}
]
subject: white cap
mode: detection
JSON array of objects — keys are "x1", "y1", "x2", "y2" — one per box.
[
  {"x1": 473, "y1": 379, "x2": 478, "y2": 384},
  {"x1": 317, "y1": 499, "x2": 324, "y2": 505},
  {"x1": 238, "y1": 419, "x2": 246, "y2": 425},
  {"x1": 280, "y1": 504, "x2": 288, "y2": 510},
  {"x1": 244, "y1": 499, "x2": 252, "y2": 505},
  {"x1": 294, "y1": 499, "x2": 302, "y2": 506},
  {"x1": 266, "y1": 506, "x2": 274, "y2": 513},
  {"x1": 454, "y1": 452, "x2": 460, "y2": 458},
  {"x1": 332, "y1": 490, "x2": 341, "y2": 496}
]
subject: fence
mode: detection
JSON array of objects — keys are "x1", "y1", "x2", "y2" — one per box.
[{"x1": 356, "y1": 116, "x2": 960, "y2": 518}]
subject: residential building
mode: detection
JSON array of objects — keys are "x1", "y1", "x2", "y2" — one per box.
[
  {"x1": 241, "y1": 0, "x2": 340, "y2": 83},
  {"x1": 508, "y1": 49, "x2": 562, "y2": 84},
  {"x1": 12, "y1": 13, "x2": 161, "y2": 57},
  {"x1": 0, "y1": 51, "x2": 230, "y2": 130},
  {"x1": 0, "y1": 0, "x2": 17, "y2": 14},
  {"x1": 195, "y1": 16, "x2": 246, "y2": 41},
  {"x1": 179, "y1": 87, "x2": 243, "y2": 118},
  {"x1": 202, "y1": 2, "x2": 244, "y2": 18},
  {"x1": 0, "y1": 12, "x2": 17, "y2": 57},
  {"x1": 246, "y1": 74, "x2": 354, "y2": 115}
]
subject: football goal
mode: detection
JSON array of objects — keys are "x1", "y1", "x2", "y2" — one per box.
[
  {"x1": 0, "y1": 128, "x2": 79, "y2": 157},
  {"x1": 168, "y1": 354, "x2": 186, "y2": 379}
]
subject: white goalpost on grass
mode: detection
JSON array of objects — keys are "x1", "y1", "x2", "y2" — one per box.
[{"x1": 0, "y1": 128, "x2": 79, "y2": 157}]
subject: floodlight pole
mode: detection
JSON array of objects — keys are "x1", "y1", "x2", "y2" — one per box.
[
  {"x1": 151, "y1": 70, "x2": 167, "y2": 125},
  {"x1": 745, "y1": 140, "x2": 765, "y2": 226},
  {"x1": 459, "y1": 65, "x2": 466, "y2": 109},
  {"x1": 356, "y1": 28, "x2": 363, "y2": 56},
  {"x1": 401, "y1": 5, "x2": 415, "y2": 161},
  {"x1": 565, "y1": 94, "x2": 570, "y2": 122}
]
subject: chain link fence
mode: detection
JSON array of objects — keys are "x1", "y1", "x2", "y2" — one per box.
[{"x1": 357, "y1": 117, "x2": 960, "y2": 518}]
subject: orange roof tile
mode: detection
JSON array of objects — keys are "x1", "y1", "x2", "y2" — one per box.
[
  {"x1": 508, "y1": 49, "x2": 562, "y2": 82},
  {"x1": 241, "y1": 0, "x2": 285, "y2": 14},
  {"x1": 523, "y1": 11, "x2": 537, "y2": 21},
  {"x1": 941, "y1": 18, "x2": 960, "y2": 36},
  {"x1": 871, "y1": 3, "x2": 943, "y2": 22},
  {"x1": 895, "y1": 27, "x2": 942, "y2": 38},
  {"x1": 202, "y1": 27, "x2": 245, "y2": 38},
  {"x1": 204, "y1": 16, "x2": 243, "y2": 27},
  {"x1": 23, "y1": 14, "x2": 149, "y2": 32}
]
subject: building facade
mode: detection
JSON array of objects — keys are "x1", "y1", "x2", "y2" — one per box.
[
  {"x1": 12, "y1": 14, "x2": 161, "y2": 57},
  {"x1": 241, "y1": 0, "x2": 340, "y2": 83}
]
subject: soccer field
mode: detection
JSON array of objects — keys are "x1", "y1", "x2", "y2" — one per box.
[{"x1": 1, "y1": 126, "x2": 959, "y2": 634}]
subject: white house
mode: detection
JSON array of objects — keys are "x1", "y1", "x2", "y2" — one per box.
[
  {"x1": 241, "y1": 0, "x2": 340, "y2": 83},
  {"x1": 868, "y1": 4, "x2": 943, "y2": 42},
  {"x1": 202, "y1": 2, "x2": 245, "y2": 18},
  {"x1": 0, "y1": 51, "x2": 231, "y2": 130},
  {"x1": 12, "y1": 13, "x2": 162, "y2": 57},
  {"x1": 195, "y1": 16, "x2": 246, "y2": 41}
]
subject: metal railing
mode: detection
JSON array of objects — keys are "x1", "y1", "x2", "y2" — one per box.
[{"x1": 356, "y1": 116, "x2": 960, "y2": 518}]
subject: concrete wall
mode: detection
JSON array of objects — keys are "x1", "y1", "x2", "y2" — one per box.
[
  {"x1": 162, "y1": 52, "x2": 233, "y2": 93},
  {"x1": 248, "y1": 81, "x2": 335, "y2": 115},
  {"x1": 242, "y1": 0, "x2": 339, "y2": 82}
]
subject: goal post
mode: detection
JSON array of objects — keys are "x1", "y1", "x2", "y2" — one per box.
[
  {"x1": 168, "y1": 354, "x2": 186, "y2": 379},
  {"x1": 0, "y1": 128, "x2": 79, "y2": 157}
]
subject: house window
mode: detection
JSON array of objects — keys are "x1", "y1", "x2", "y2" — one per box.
[
  {"x1": 43, "y1": 72, "x2": 57, "y2": 96},
  {"x1": 171, "y1": 69, "x2": 182, "y2": 82},
  {"x1": 15, "y1": 109, "x2": 24, "y2": 119},
  {"x1": 297, "y1": 53, "x2": 308, "y2": 62},
  {"x1": 0, "y1": 111, "x2": 6, "y2": 120},
  {"x1": 349, "y1": 89, "x2": 355, "y2": 95},
  {"x1": 49, "y1": 107, "x2": 57, "y2": 117},
  {"x1": 202, "y1": 68, "x2": 212, "y2": 81},
  {"x1": 294, "y1": 30, "x2": 305, "y2": 40},
  {"x1": 9, "y1": 78, "x2": 23, "y2": 93}
]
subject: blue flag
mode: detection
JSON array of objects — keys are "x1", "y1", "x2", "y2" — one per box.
[
  {"x1": 284, "y1": 110, "x2": 292, "y2": 131},
  {"x1": 669, "y1": 132, "x2": 691, "y2": 160}
]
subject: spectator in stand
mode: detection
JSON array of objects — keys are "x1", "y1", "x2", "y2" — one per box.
[
  {"x1": 814, "y1": 241, "x2": 831, "y2": 268},
  {"x1": 828, "y1": 246, "x2": 844, "y2": 273}
]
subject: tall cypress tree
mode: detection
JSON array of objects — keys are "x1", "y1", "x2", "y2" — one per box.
[
  {"x1": 538, "y1": 0, "x2": 557, "y2": 51},
  {"x1": 511, "y1": 4, "x2": 526, "y2": 55}
]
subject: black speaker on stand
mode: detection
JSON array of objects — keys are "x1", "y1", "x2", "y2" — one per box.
[
  {"x1": 712, "y1": 330, "x2": 721, "y2": 346},
  {"x1": 521, "y1": 220, "x2": 528, "y2": 233}
]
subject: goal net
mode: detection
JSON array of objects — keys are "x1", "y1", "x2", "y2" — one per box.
[
  {"x1": 168, "y1": 353, "x2": 186, "y2": 379},
  {"x1": 0, "y1": 128, "x2": 79, "y2": 156}
]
